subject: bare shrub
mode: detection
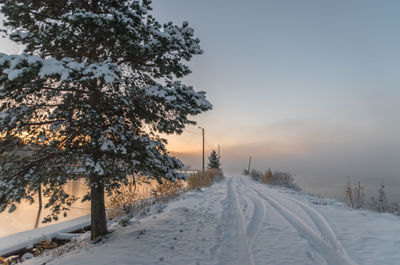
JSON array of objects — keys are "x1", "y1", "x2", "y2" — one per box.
[
  {"x1": 271, "y1": 171, "x2": 299, "y2": 190},
  {"x1": 345, "y1": 182, "x2": 354, "y2": 208},
  {"x1": 261, "y1": 168, "x2": 274, "y2": 184},
  {"x1": 250, "y1": 169, "x2": 263, "y2": 181},
  {"x1": 344, "y1": 179, "x2": 400, "y2": 215},
  {"x1": 344, "y1": 178, "x2": 364, "y2": 209}
]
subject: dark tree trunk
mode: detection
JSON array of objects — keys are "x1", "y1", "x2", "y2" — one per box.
[
  {"x1": 90, "y1": 181, "x2": 108, "y2": 239},
  {"x1": 88, "y1": 79, "x2": 107, "y2": 240}
]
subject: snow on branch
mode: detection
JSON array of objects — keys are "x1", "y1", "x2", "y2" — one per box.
[
  {"x1": 0, "y1": 53, "x2": 121, "y2": 84},
  {"x1": 141, "y1": 81, "x2": 212, "y2": 113}
]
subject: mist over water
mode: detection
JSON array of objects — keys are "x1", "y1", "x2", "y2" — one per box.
[
  {"x1": 173, "y1": 140, "x2": 400, "y2": 203},
  {"x1": 151, "y1": 0, "x2": 400, "y2": 204}
]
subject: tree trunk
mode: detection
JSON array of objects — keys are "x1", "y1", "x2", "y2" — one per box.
[{"x1": 90, "y1": 181, "x2": 108, "y2": 240}]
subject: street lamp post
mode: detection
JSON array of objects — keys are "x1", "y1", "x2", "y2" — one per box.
[
  {"x1": 197, "y1": 126, "x2": 205, "y2": 173},
  {"x1": 215, "y1": 144, "x2": 220, "y2": 157}
]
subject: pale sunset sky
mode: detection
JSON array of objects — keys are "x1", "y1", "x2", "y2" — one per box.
[{"x1": 1, "y1": 0, "x2": 400, "y2": 198}]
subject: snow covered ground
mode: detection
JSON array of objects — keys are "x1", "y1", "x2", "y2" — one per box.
[{"x1": 23, "y1": 175, "x2": 400, "y2": 265}]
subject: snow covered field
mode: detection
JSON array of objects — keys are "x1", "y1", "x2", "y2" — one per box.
[{"x1": 24, "y1": 175, "x2": 400, "y2": 265}]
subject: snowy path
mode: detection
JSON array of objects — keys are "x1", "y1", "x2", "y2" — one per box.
[{"x1": 25, "y1": 175, "x2": 400, "y2": 265}]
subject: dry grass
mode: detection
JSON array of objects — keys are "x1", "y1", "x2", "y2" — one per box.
[
  {"x1": 33, "y1": 240, "x2": 58, "y2": 256},
  {"x1": 260, "y1": 169, "x2": 274, "y2": 184},
  {"x1": 153, "y1": 179, "x2": 185, "y2": 203},
  {"x1": 106, "y1": 176, "x2": 187, "y2": 219},
  {"x1": 106, "y1": 177, "x2": 154, "y2": 219},
  {"x1": 345, "y1": 179, "x2": 364, "y2": 209},
  {"x1": 187, "y1": 169, "x2": 221, "y2": 190},
  {"x1": 107, "y1": 170, "x2": 224, "y2": 220},
  {"x1": 0, "y1": 256, "x2": 7, "y2": 265},
  {"x1": 252, "y1": 168, "x2": 301, "y2": 191}
]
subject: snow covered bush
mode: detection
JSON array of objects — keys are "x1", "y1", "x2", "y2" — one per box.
[
  {"x1": 0, "y1": 0, "x2": 211, "y2": 239},
  {"x1": 370, "y1": 184, "x2": 388, "y2": 213},
  {"x1": 370, "y1": 184, "x2": 400, "y2": 215}
]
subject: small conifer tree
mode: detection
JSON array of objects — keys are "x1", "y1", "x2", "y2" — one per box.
[{"x1": 207, "y1": 150, "x2": 221, "y2": 170}]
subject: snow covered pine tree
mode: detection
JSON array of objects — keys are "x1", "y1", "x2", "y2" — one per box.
[
  {"x1": 0, "y1": 0, "x2": 211, "y2": 239},
  {"x1": 207, "y1": 150, "x2": 221, "y2": 170}
]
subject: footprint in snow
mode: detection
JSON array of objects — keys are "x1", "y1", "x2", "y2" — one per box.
[{"x1": 305, "y1": 250, "x2": 315, "y2": 262}]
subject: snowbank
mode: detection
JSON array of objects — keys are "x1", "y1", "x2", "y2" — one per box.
[{"x1": 0, "y1": 215, "x2": 89, "y2": 257}]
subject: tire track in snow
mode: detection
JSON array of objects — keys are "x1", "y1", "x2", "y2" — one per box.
[
  {"x1": 278, "y1": 192, "x2": 351, "y2": 258},
  {"x1": 236, "y1": 181, "x2": 253, "y2": 225},
  {"x1": 229, "y1": 177, "x2": 256, "y2": 265},
  {"x1": 254, "y1": 184, "x2": 349, "y2": 255},
  {"x1": 237, "y1": 177, "x2": 268, "y2": 248},
  {"x1": 242, "y1": 177, "x2": 357, "y2": 265},
  {"x1": 217, "y1": 177, "x2": 255, "y2": 265}
]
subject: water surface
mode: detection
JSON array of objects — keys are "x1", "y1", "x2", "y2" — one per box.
[{"x1": 0, "y1": 181, "x2": 90, "y2": 238}]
